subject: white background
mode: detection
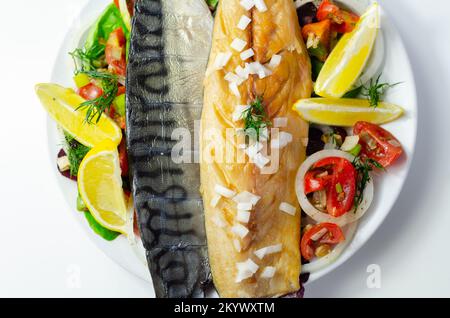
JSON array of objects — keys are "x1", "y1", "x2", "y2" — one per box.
[{"x1": 0, "y1": 0, "x2": 449, "y2": 297}]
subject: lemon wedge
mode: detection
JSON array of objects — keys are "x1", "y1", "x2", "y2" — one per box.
[
  {"x1": 35, "y1": 83, "x2": 122, "y2": 147},
  {"x1": 78, "y1": 139, "x2": 129, "y2": 235},
  {"x1": 293, "y1": 98, "x2": 404, "y2": 126},
  {"x1": 315, "y1": 3, "x2": 380, "y2": 98}
]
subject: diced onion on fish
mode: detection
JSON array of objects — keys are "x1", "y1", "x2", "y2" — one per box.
[
  {"x1": 254, "y1": 0, "x2": 268, "y2": 12},
  {"x1": 240, "y1": 48, "x2": 255, "y2": 61},
  {"x1": 212, "y1": 214, "x2": 226, "y2": 228},
  {"x1": 237, "y1": 210, "x2": 251, "y2": 223},
  {"x1": 259, "y1": 126, "x2": 269, "y2": 141},
  {"x1": 230, "y1": 38, "x2": 247, "y2": 52},
  {"x1": 302, "y1": 221, "x2": 358, "y2": 274},
  {"x1": 268, "y1": 54, "x2": 282, "y2": 69},
  {"x1": 215, "y1": 184, "x2": 237, "y2": 198},
  {"x1": 231, "y1": 224, "x2": 250, "y2": 238},
  {"x1": 210, "y1": 194, "x2": 222, "y2": 208},
  {"x1": 237, "y1": 15, "x2": 252, "y2": 30},
  {"x1": 341, "y1": 135, "x2": 360, "y2": 152},
  {"x1": 233, "y1": 239, "x2": 242, "y2": 252},
  {"x1": 271, "y1": 132, "x2": 293, "y2": 149},
  {"x1": 236, "y1": 258, "x2": 259, "y2": 283},
  {"x1": 229, "y1": 82, "x2": 241, "y2": 97},
  {"x1": 279, "y1": 202, "x2": 297, "y2": 216},
  {"x1": 254, "y1": 243, "x2": 283, "y2": 259},
  {"x1": 233, "y1": 191, "x2": 261, "y2": 206},
  {"x1": 260, "y1": 266, "x2": 276, "y2": 278},
  {"x1": 253, "y1": 153, "x2": 270, "y2": 169},
  {"x1": 245, "y1": 142, "x2": 264, "y2": 158},
  {"x1": 235, "y1": 65, "x2": 249, "y2": 80},
  {"x1": 240, "y1": 0, "x2": 255, "y2": 11},
  {"x1": 273, "y1": 117, "x2": 288, "y2": 128},
  {"x1": 232, "y1": 105, "x2": 251, "y2": 122},
  {"x1": 295, "y1": 150, "x2": 374, "y2": 227},
  {"x1": 214, "y1": 52, "x2": 232, "y2": 70},
  {"x1": 237, "y1": 202, "x2": 253, "y2": 211},
  {"x1": 224, "y1": 72, "x2": 244, "y2": 85}
]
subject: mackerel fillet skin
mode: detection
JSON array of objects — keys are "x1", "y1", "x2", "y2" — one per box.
[
  {"x1": 126, "y1": 0, "x2": 213, "y2": 298},
  {"x1": 200, "y1": 0, "x2": 313, "y2": 298}
]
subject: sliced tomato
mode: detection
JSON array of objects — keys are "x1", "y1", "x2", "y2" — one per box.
[
  {"x1": 311, "y1": 157, "x2": 356, "y2": 217},
  {"x1": 304, "y1": 169, "x2": 331, "y2": 194},
  {"x1": 317, "y1": 0, "x2": 359, "y2": 33},
  {"x1": 117, "y1": 85, "x2": 126, "y2": 96},
  {"x1": 106, "y1": 28, "x2": 127, "y2": 76},
  {"x1": 301, "y1": 223, "x2": 345, "y2": 261},
  {"x1": 78, "y1": 83, "x2": 103, "y2": 100},
  {"x1": 354, "y1": 121, "x2": 403, "y2": 168}
]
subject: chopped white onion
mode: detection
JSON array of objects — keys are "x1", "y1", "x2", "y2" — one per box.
[
  {"x1": 279, "y1": 202, "x2": 297, "y2": 216},
  {"x1": 214, "y1": 52, "x2": 232, "y2": 70},
  {"x1": 230, "y1": 38, "x2": 247, "y2": 52},
  {"x1": 224, "y1": 72, "x2": 244, "y2": 85},
  {"x1": 259, "y1": 126, "x2": 269, "y2": 141},
  {"x1": 235, "y1": 65, "x2": 249, "y2": 80},
  {"x1": 215, "y1": 184, "x2": 236, "y2": 198},
  {"x1": 310, "y1": 228, "x2": 328, "y2": 241},
  {"x1": 233, "y1": 239, "x2": 242, "y2": 252},
  {"x1": 237, "y1": 210, "x2": 251, "y2": 223},
  {"x1": 254, "y1": 0, "x2": 268, "y2": 12},
  {"x1": 273, "y1": 117, "x2": 288, "y2": 128},
  {"x1": 268, "y1": 54, "x2": 282, "y2": 69},
  {"x1": 212, "y1": 214, "x2": 226, "y2": 228},
  {"x1": 260, "y1": 266, "x2": 276, "y2": 278},
  {"x1": 233, "y1": 191, "x2": 261, "y2": 206},
  {"x1": 238, "y1": 144, "x2": 247, "y2": 149},
  {"x1": 271, "y1": 132, "x2": 293, "y2": 149},
  {"x1": 239, "y1": 0, "x2": 255, "y2": 11},
  {"x1": 232, "y1": 105, "x2": 250, "y2": 122},
  {"x1": 245, "y1": 142, "x2": 264, "y2": 159},
  {"x1": 237, "y1": 15, "x2": 252, "y2": 30},
  {"x1": 341, "y1": 135, "x2": 360, "y2": 152},
  {"x1": 254, "y1": 243, "x2": 282, "y2": 259},
  {"x1": 253, "y1": 153, "x2": 270, "y2": 169},
  {"x1": 231, "y1": 224, "x2": 249, "y2": 238},
  {"x1": 57, "y1": 156, "x2": 70, "y2": 172},
  {"x1": 295, "y1": 150, "x2": 374, "y2": 227},
  {"x1": 235, "y1": 258, "x2": 259, "y2": 282},
  {"x1": 237, "y1": 202, "x2": 253, "y2": 211},
  {"x1": 210, "y1": 194, "x2": 221, "y2": 208},
  {"x1": 240, "y1": 48, "x2": 255, "y2": 61},
  {"x1": 229, "y1": 82, "x2": 241, "y2": 97}
]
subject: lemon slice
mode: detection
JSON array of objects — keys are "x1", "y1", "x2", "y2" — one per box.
[
  {"x1": 35, "y1": 83, "x2": 122, "y2": 147},
  {"x1": 78, "y1": 139, "x2": 129, "y2": 234},
  {"x1": 315, "y1": 3, "x2": 380, "y2": 98},
  {"x1": 293, "y1": 98, "x2": 404, "y2": 126}
]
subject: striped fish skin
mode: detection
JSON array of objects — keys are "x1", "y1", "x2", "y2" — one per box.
[{"x1": 126, "y1": 0, "x2": 213, "y2": 298}]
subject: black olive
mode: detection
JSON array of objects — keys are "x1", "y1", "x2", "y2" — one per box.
[
  {"x1": 297, "y1": 2, "x2": 318, "y2": 27},
  {"x1": 306, "y1": 127, "x2": 325, "y2": 156}
]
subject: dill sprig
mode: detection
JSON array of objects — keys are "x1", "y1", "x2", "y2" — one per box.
[
  {"x1": 352, "y1": 156, "x2": 384, "y2": 210},
  {"x1": 241, "y1": 96, "x2": 272, "y2": 141},
  {"x1": 362, "y1": 74, "x2": 401, "y2": 108},
  {"x1": 75, "y1": 70, "x2": 119, "y2": 124},
  {"x1": 64, "y1": 133, "x2": 90, "y2": 177}
]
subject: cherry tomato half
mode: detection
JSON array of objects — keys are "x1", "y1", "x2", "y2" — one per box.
[
  {"x1": 317, "y1": 0, "x2": 359, "y2": 33},
  {"x1": 304, "y1": 169, "x2": 331, "y2": 194},
  {"x1": 301, "y1": 223, "x2": 345, "y2": 261},
  {"x1": 106, "y1": 28, "x2": 127, "y2": 76},
  {"x1": 79, "y1": 83, "x2": 103, "y2": 101},
  {"x1": 354, "y1": 121, "x2": 403, "y2": 168},
  {"x1": 307, "y1": 157, "x2": 356, "y2": 217}
]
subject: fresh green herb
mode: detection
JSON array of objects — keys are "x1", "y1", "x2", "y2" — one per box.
[
  {"x1": 352, "y1": 157, "x2": 384, "y2": 210},
  {"x1": 205, "y1": 0, "x2": 219, "y2": 10},
  {"x1": 75, "y1": 70, "x2": 119, "y2": 124},
  {"x1": 69, "y1": 48, "x2": 104, "y2": 73},
  {"x1": 84, "y1": 212, "x2": 120, "y2": 241},
  {"x1": 343, "y1": 85, "x2": 363, "y2": 98},
  {"x1": 311, "y1": 57, "x2": 324, "y2": 82},
  {"x1": 64, "y1": 133, "x2": 90, "y2": 177},
  {"x1": 348, "y1": 143, "x2": 362, "y2": 157},
  {"x1": 362, "y1": 74, "x2": 401, "y2": 108},
  {"x1": 241, "y1": 96, "x2": 272, "y2": 141}
]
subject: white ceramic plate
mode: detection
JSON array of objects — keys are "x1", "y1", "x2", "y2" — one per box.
[{"x1": 46, "y1": 0, "x2": 417, "y2": 295}]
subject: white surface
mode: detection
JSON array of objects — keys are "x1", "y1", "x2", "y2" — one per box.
[{"x1": 0, "y1": 0, "x2": 449, "y2": 297}]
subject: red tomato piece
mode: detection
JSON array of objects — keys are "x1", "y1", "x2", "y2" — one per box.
[
  {"x1": 354, "y1": 121, "x2": 403, "y2": 168},
  {"x1": 317, "y1": 0, "x2": 340, "y2": 21},
  {"x1": 310, "y1": 157, "x2": 357, "y2": 217},
  {"x1": 79, "y1": 83, "x2": 103, "y2": 100},
  {"x1": 106, "y1": 28, "x2": 127, "y2": 76},
  {"x1": 304, "y1": 169, "x2": 331, "y2": 194},
  {"x1": 301, "y1": 223, "x2": 345, "y2": 261},
  {"x1": 317, "y1": 0, "x2": 359, "y2": 33}
]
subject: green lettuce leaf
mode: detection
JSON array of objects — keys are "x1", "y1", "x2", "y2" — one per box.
[{"x1": 84, "y1": 212, "x2": 120, "y2": 241}]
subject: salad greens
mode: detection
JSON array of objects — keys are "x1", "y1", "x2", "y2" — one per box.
[
  {"x1": 64, "y1": 133, "x2": 90, "y2": 177},
  {"x1": 362, "y1": 74, "x2": 401, "y2": 108},
  {"x1": 84, "y1": 212, "x2": 120, "y2": 241}
]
